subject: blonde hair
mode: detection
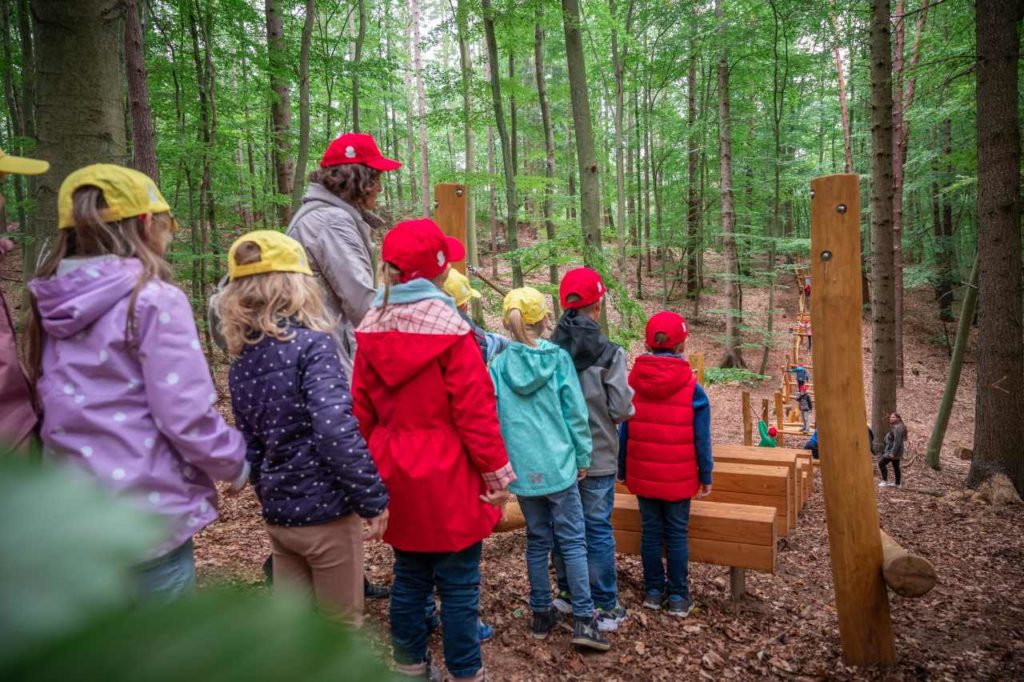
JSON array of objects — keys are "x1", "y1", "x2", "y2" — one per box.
[
  {"x1": 26, "y1": 186, "x2": 174, "y2": 383},
  {"x1": 216, "y1": 241, "x2": 332, "y2": 356},
  {"x1": 505, "y1": 308, "x2": 547, "y2": 348}
]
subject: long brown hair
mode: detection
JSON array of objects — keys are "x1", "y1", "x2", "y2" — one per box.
[
  {"x1": 309, "y1": 163, "x2": 381, "y2": 209},
  {"x1": 25, "y1": 186, "x2": 174, "y2": 382},
  {"x1": 891, "y1": 413, "x2": 908, "y2": 440}
]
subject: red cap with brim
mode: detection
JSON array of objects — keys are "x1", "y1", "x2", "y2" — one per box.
[
  {"x1": 645, "y1": 311, "x2": 689, "y2": 349},
  {"x1": 383, "y1": 218, "x2": 464, "y2": 283},
  {"x1": 559, "y1": 267, "x2": 606, "y2": 309},
  {"x1": 321, "y1": 132, "x2": 402, "y2": 171}
]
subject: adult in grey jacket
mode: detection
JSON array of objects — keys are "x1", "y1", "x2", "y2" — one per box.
[
  {"x1": 287, "y1": 133, "x2": 401, "y2": 376},
  {"x1": 878, "y1": 413, "x2": 907, "y2": 488}
]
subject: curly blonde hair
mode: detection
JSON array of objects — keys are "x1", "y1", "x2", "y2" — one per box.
[{"x1": 215, "y1": 241, "x2": 333, "y2": 357}]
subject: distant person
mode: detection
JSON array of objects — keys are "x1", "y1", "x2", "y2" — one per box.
[
  {"x1": 443, "y1": 268, "x2": 509, "y2": 363},
  {"x1": 803, "y1": 424, "x2": 875, "y2": 460},
  {"x1": 793, "y1": 387, "x2": 813, "y2": 434},
  {"x1": 619, "y1": 311, "x2": 712, "y2": 617},
  {"x1": 759, "y1": 423, "x2": 778, "y2": 448},
  {"x1": 878, "y1": 413, "x2": 907, "y2": 488},
  {"x1": 788, "y1": 363, "x2": 810, "y2": 392}
]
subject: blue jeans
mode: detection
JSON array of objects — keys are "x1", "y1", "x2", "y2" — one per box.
[
  {"x1": 553, "y1": 474, "x2": 618, "y2": 610},
  {"x1": 391, "y1": 542, "x2": 482, "y2": 679},
  {"x1": 638, "y1": 497, "x2": 691, "y2": 598},
  {"x1": 134, "y1": 539, "x2": 196, "y2": 604},
  {"x1": 519, "y1": 485, "x2": 594, "y2": 618}
]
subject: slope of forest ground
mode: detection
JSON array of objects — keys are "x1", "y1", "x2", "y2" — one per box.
[{"x1": 4, "y1": 240, "x2": 1022, "y2": 680}]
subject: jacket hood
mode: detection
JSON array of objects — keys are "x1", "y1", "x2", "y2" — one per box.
[
  {"x1": 498, "y1": 340, "x2": 561, "y2": 396},
  {"x1": 28, "y1": 257, "x2": 143, "y2": 339},
  {"x1": 629, "y1": 354, "x2": 694, "y2": 400},
  {"x1": 371, "y1": 277, "x2": 458, "y2": 311},
  {"x1": 551, "y1": 309, "x2": 618, "y2": 371}
]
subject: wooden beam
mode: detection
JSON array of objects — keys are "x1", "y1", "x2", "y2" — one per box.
[
  {"x1": 434, "y1": 183, "x2": 468, "y2": 274},
  {"x1": 880, "y1": 530, "x2": 937, "y2": 598},
  {"x1": 774, "y1": 391, "x2": 786, "y2": 446},
  {"x1": 742, "y1": 390, "x2": 753, "y2": 446},
  {"x1": 811, "y1": 173, "x2": 895, "y2": 665}
]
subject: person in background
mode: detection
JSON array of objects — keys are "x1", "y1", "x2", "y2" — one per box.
[
  {"x1": 758, "y1": 424, "x2": 778, "y2": 448},
  {"x1": 352, "y1": 219, "x2": 515, "y2": 682},
  {"x1": 793, "y1": 387, "x2": 813, "y2": 434},
  {"x1": 878, "y1": 413, "x2": 907, "y2": 489},
  {"x1": 788, "y1": 363, "x2": 810, "y2": 392},
  {"x1": 619, "y1": 311, "x2": 712, "y2": 617},
  {"x1": 550, "y1": 267, "x2": 634, "y2": 632},
  {"x1": 218, "y1": 230, "x2": 388, "y2": 627},
  {"x1": 0, "y1": 148, "x2": 48, "y2": 451},
  {"x1": 25, "y1": 164, "x2": 248, "y2": 602},
  {"x1": 443, "y1": 268, "x2": 509, "y2": 363},
  {"x1": 803, "y1": 424, "x2": 876, "y2": 460},
  {"x1": 489, "y1": 286, "x2": 609, "y2": 651}
]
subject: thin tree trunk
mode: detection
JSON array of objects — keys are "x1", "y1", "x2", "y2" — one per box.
[
  {"x1": 829, "y1": 13, "x2": 853, "y2": 173},
  {"x1": 290, "y1": 0, "x2": 315, "y2": 213},
  {"x1": 967, "y1": 0, "x2": 1024, "y2": 495},
  {"x1": 265, "y1": 0, "x2": 293, "y2": 225},
  {"x1": 411, "y1": 0, "x2": 429, "y2": 215},
  {"x1": 686, "y1": 57, "x2": 700, "y2": 297},
  {"x1": 508, "y1": 53, "x2": 517, "y2": 177},
  {"x1": 351, "y1": 0, "x2": 366, "y2": 132},
  {"x1": 934, "y1": 116, "x2": 956, "y2": 320},
  {"x1": 124, "y1": 0, "x2": 158, "y2": 181},
  {"x1": 487, "y1": 124, "x2": 498, "y2": 277},
  {"x1": 609, "y1": 0, "x2": 631, "y2": 277},
  {"x1": 534, "y1": 11, "x2": 560, "y2": 317},
  {"x1": 455, "y1": 0, "x2": 481, "y2": 320}
]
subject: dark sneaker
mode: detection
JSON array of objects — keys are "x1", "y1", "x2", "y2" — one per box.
[
  {"x1": 572, "y1": 614, "x2": 611, "y2": 652},
  {"x1": 531, "y1": 608, "x2": 560, "y2": 640},
  {"x1": 551, "y1": 590, "x2": 573, "y2": 615},
  {"x1": 596, "y1": 603, "x2": 627, "y2": 632},
  {"x1": 364, "y1": 578, "x2": 390, "y2": 600},
  {"x1": 642, "y1": 590, "x2": 664, "y2": 610},
  {"x1": 666, "y1": 595, "x2": 694, "y2": 618}
]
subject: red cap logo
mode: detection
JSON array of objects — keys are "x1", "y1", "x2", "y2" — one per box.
[
  {"x1": 559, "y1": 267, "x2": 606, "y2": 309},
  {"x1": 321, "y1": 132, "x2": 402, "y2": 171},
  {"x1": 645, "y1": 311, "x2": 689, "y2": 349},
  {"x1": 382, "y1": 218, "x2": 466, "y2": 283}
]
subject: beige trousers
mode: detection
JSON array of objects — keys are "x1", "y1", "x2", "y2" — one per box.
[{"x1": 266, "y1": 514, "x2": 365, "y2": 627}]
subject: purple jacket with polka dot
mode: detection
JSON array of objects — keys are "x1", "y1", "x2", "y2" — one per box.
[
  {"x1": 228, "y1": 325, "x2": 388, "y2": 527},
  {"x1": 29, "y1": 257, "x2": 247, "y2": 560}
]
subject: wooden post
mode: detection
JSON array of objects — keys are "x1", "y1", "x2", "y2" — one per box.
[
  {"x1": 761, "y1": 398, "x2": 769, "y2": 424},
  {"x1": 692, "y1": 352, "x2": 705, "y2": 386},
  {"x1": 742, "y1": 390, "x2": 753, "y2": 446},
  {"x1": 434, "y1": 183, "x2": 468, "y2": 274},
  {"x1": 810, "y1": 174, "x2": 896, "y2": 665},
  {"x1": 729, "y1": 567, "x2": 746, "y2": 600},
  {"x1": 774, "y1": 391, "x2": 786, "y2": 445}
]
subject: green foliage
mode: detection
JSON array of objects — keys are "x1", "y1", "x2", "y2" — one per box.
[{"x1": 703, "y1": 367, "x2": 769, "y2": 386}]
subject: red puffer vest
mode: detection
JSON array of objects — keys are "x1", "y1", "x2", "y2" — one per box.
[{"x1": 625, "y1": 354, "x2": 699, "y2": 501}]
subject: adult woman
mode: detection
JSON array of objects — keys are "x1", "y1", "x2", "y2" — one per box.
[
  {"x1": 287, "y1": 132, "x2": 401, "y2": 377},
  {"x1": 878, "y1": 413, "x2": 907, "y2": 488}
]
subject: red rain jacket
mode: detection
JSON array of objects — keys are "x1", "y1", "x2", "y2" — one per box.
[
  {"x1": 625, "y1": 354, "x2": 699, "y2": 501},
  {"x1": 352, "y1": 295, "x2": 513, "y2": 553}
]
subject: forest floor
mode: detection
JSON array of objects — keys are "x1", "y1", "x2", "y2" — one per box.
[{"x1": 4, "y1": 237, "x2": 1022, "y2": 680}]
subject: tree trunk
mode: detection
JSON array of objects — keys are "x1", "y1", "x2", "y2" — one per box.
[
  {"x1": 829, "y1": 13, "x2": 853, "y2": 173},
  {"x1": 561, "y1": 0, "x2": 602, "y2": 268},
  {"x1": 411, "y1": 0, "x2": 430, "y2": 215},
  {"x1": 686, "y1": 57, "x2": 700, "y2": 297},
  {"x1": 290, "y1": 0, "x2": 315, "y2": 213},
  {"x1": 351, "y1": 0, "x2": 366, "y2": 132},
  {"x1": 868, "y1": 0, "x2": 897, "y2": 452},
  {"x1": 455, "y1": 0, "x2": 481, "y2": 321},
  {"x1": 265, "y1": 0, "x2": 292, "y2": 225},
  {"x1": 716, "y1": 0, "x2": 744, "y2": 368},
  {"x1": 534, "y1": 12, "x2": 560, "y2": 317},
  {"x1": 30, "y1": 0, "x2": 126, "y2": 266},
  {"x1": 609, "y1": 0, "x2": 630, "y2": 277},
  {"x1": 967, "y1": 0, "x2": 1024, "y2": 496},
  {"x1": 124, "y1": 0, "x2": 158, "y2": 182},
  {"x1": 933, "y1": 116, "x2": 956, "y2": 320},
  {"x1": 481, "y1": 0, "x2": 521, "y2": 286}
]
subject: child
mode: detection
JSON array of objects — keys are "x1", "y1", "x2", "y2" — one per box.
[
  {"x1": 443, "y1": 268, "x2": 509, "y2": 362},
  {"x1": 352, "y1": 218, "x2": 515, "y2": 681},
  {"x1": 878, "y1": 413, "x2": 907, "y2": 488},
  {"x1": 550, "y1": 267, "x2": 634, "y2": 632},
  {"x1": 489, "y1": 287, "x2": 609, "y2": 651},
  {"x1": 618, "y1": 311, "x2": 712, "y2": 616},
  {"x1": 788, "y1": 363, "x2": 810, "y2": 392},
  {"x1": 25, "y1": 163, "x2": 248, "y2": 602},
  {"x1": 793, "y1": 388, "x2": 813, "y2": 434},
  {"x1": 758, "y1": 423, "x2": 778, "y2": 448},
  {"x1": 218, "y1": 230, "x2": 388, "y2": 627}
]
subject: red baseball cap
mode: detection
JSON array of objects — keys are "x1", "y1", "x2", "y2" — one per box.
[
  {"x1": 382, "y1": 218, "x2": 465, "y2": 283},
  {"x1": 321, "y1": 132, "x2": 402, "y2": 171},
  {"x1": 768, "y1": 426, "x2": 778, "y2": 437},
  {"x1": 559, "y1": 267, "x2": 606, "y2": 309},
  {"x1": 645, "y1": 311, "x2": 689, "y2": 349}
]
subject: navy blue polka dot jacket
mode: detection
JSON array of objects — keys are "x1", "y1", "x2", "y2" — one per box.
[{"x1": 228, "y1": 326, "x2": 388, "y2": 527}]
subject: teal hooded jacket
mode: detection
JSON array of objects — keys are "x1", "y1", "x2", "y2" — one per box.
[{"x1": 489, "y1": 339, "x2": 593, "y2": 497}]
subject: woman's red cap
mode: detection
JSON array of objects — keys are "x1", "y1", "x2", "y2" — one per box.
[
  {"x1": 382, "y1": 218, "x2": 465, "y2": 283},
  {"x1": 321, "y1": 132, "x2": 402, "y2": 171},
  {"x1": 645, "y1": 311, "x2": 689, "y2": 349}
]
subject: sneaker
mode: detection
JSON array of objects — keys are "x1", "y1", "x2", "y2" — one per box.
[
  {"x1": 478, "y1": 619, "x2": 495, "y2": 642},
  {"x1": 666, "y1": 595, "x2": 694, "y2": 618},
  {"x1": 552, "y1": 590, "x2": 573, "y2": 616},
  {"x1": 531, "y1": 608, "x2": 560, "y2": 640},
  {"x1": 572, "y1": 614, "x2": 611, "y2": 652},
  {"x1": 892, "y1": 482, "x2": 902, "y2": 489},
  {"x1": 877, "y1": 481, "x2": 889, "y2": 488},
  {"x1": 364, "y1": 578, "x2": 390, "y2": 600},
  {"x1": 596, "y1": 603, "x2": 627, "y2": 632},
  {"x1": 642, "y1": 590, "x2": 664, "y2": 610}
]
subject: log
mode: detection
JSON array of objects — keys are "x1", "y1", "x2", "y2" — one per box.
[{"x1": 879, "y1": 530, "x2": 937, "y2": 598}]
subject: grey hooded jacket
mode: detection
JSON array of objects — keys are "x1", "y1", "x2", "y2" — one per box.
[{"x1": 287, "y1": 183, "x2": 376, "y2": 377}]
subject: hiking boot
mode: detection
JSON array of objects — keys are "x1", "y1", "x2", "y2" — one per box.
[
  {"x1": 572, "y1": 614, "x2": 611, "y2": 652},
  {"x1": 666, "y1": 594, "x2": 694, "y2": 618},
  {"x1": 596, "y1": 603, "x2": 627, "y2": 632},
  {"x1": 642, "y1": 590, "x2": 664, "y2": 611},
  {"x1": 531, "y1": 608, "x2": 560, "y2": 640},
  {"x1": 551, "y1": 590, "x2": 573, "y2": 616}
]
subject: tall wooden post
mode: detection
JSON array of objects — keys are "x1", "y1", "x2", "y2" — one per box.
[
  {"x1": 435, "y1": 183, "x2": 468, "y2": 274},
  {"x1": 742, "y1": 390, "x2": 753, "y2": 446},
  {"x1": 810, "y1": 173, "x2": 895, "y2": 665},
  {"x1": 774, "y1": 391, "x2": 786, "y2": 445}
]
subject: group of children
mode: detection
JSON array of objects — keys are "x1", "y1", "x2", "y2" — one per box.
[{"x1": 7, "y1": 149, "x2": 714, "y2": 680}]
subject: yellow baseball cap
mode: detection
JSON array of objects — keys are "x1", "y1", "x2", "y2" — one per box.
[
  {"x1": 443, "y1": 268, "x2": 482, "y2": 307},
  {"x1": 227, "y1": 230, "x2": 313, "y2": 281},
  {"x1": 503, "y1": 287, "x2": 549, "y2": 325},
  {"x1": 57, "y1": 163, "x2": 172, "y2": 229},
  {"x1": 0, "y1": 148, "x2": 49, "y2": 175}
]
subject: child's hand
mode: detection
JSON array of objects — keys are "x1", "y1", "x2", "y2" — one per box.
[
  {"x1": 697, "y1": 483, "x2": 712, "y2": 498},
  {"x1": 480, "y1": 489, "x2": 511, "y2": 508},
  {"x1": 363, "y1": 508, "x2": 389, "y2": 541},
  {"x1": 578, "y1": 468, "x2": 588, "y2": 481},
  {"x1": 225, "y1": 461, "x2": 251, "y2": 496}
]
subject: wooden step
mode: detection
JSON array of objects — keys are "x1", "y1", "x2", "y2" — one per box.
[{"x1": 711, "y1": 445, "x2": 802, "y2": 524}]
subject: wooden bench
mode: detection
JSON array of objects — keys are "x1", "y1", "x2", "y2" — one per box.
[{"x1": 712, "y1": 445, "x2": 804, "y2": 517}]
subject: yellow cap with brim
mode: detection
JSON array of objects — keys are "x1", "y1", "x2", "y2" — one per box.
[
  {"x1": 503, "y1": 287, "x2": 549, "y2": 325},
  {"x1": 57, "y1": 163, "x2": 172, "y2": 229},
  {"x1": 227, "y1": 230, "x2": 314, "y2": 281},
  {"x1": 0, "y1": 148, "x2": 49, "y2": 175},
  {"x1": 443, "y1": 269, "x2": 482, "y2": 307}
]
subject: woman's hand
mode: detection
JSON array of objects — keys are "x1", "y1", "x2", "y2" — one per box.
[
  {"x1": 480, "y1": 488, "x2": 511, "y2": 508},
  {"x1": 363, "y1": 508, "x2": 389, "y2": 541}
]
